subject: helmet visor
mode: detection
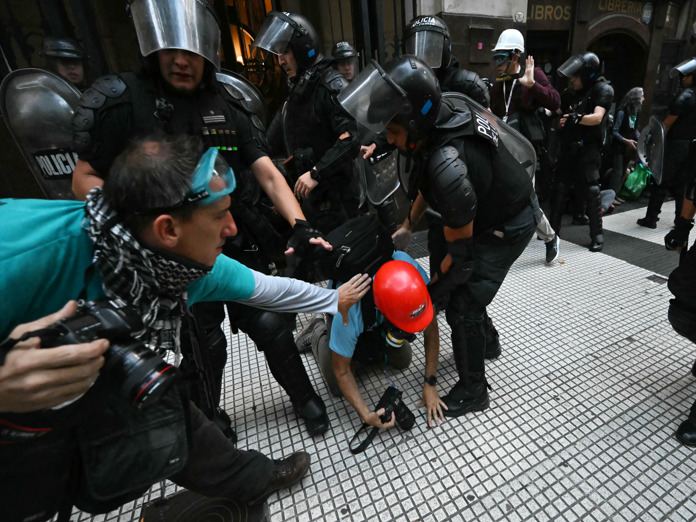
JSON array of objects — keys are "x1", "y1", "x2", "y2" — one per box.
[
  {"x1": 671, "y1": 57, "x2": 696, "y2": 79},
  {"x1": 557, "y1": 54, "x2": 584, "y2": 78},
  {"x1": 129, "y1": 0, "x2": 221, "y2": 69},
  {"x1": 333, "y1": 56, "x2": 360, "y2": 81},
  {"x1": 252, "y1": 13, "x2": 296, "y2": 56},
  {"x1": 404, "y1": 31, "x2": 444, "y2": 69},
  {"x1": 338, "y1": 61, "x2": 412, "y2": 133}
]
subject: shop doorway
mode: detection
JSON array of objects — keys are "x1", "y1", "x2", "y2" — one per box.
[{"x1": 589, "y1": 33, "x2": 647, "y2": 106}]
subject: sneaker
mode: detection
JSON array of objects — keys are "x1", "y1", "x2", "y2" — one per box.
[
  {"x1": 573, "y1": 214, "x2": 589, "y2": 225},
  {"x1": 249, "y1": 452, "x2": 311, "y2": 505},
  {"x1": 637, "y1": 217, "x2": 657, "y2": 229},
  {"x1": 545, "y1": 235, "x2": 560, "y2": 264},
  {"x1": 294, "y1": 315, "x2": 325, "y2": 353}
]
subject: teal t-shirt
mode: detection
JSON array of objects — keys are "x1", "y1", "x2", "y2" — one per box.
[{"x1": 0, "y1": 198, "x2": 256, "y2": 339}]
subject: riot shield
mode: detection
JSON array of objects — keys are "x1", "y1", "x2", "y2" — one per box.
[
  {"x1": 0, "y1": 68, "x2": 81, "y2": 199},
  {"x1": 216, "y1": 69, "x2": 268, "y2": 125},
  {"x1": 361, "y1": 149, "x2": 400, "y2": 206},
  {"x1": 637, "y1": 115, "x2": 665, "y2": 184}
]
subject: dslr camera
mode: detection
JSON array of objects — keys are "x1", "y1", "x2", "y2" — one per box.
[
  {"x1": 376, "y1": 385, "x2": 415, "y2": 430},
  {"x1": 3, "y1": 299, "x2": 175, "y2": 408}
]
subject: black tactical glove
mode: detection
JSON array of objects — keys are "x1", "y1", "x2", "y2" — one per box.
[
  {"x1": 286, "y1": 219, "x2": 326, "y2": 259},
  {"x1": 665, "y1": 215, "x2": 694, "y2": 252},
  {"x1": 427, "y1": 238, "x2": 474, "y2": 313},
  {"x1": 564, "y1": 112, "x2": 584, "y2": 129}
]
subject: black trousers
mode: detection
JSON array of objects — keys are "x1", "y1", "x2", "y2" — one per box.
[{"x1": 0, "y1": 402, "x2": 274, "y2": 522}]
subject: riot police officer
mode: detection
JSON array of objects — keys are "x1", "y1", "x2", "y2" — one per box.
[
  {"x1": 403, "y1": 15, "x2": 490, "y2": 108},
  {"x1": 550, "y1": 52, "x2": 614, "y2": 252},
  {"x1": 255, "y1": 11, "x2": 361, "y2": 234},
  {"x1": 40, "y1": 36, "x2": 87, "y2": 89},
  {"x1": 638, "y1": 58, "x2": 696, "y2": 229},
  {"x1": 70, "y1": 0, "x2": 331, "y2": 436},
  {"x1": 339, "y1": 56, "x2": 538, "y2": 416},
  {"x1": 331, "y1": 41, "x2": 359, "y2": 82}
]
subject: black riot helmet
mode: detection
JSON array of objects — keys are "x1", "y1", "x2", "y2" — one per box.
[
  {"x1": 253, "y1": 11, "x2": 321, "y2": 72},
  {"x1": 403, "y1": 15, "x2": 451, "y2": 70},
  {"x1": 40, "y1": 37, "x2": 86, "y2": 60},
  {"x1": 670, "y1": 57, "x2": 696, "y2": 81},
  {"x1": 338, "y1": 56, "x2": 441, "y2": 149},
  {"x1": 558, "y1": 52, "x2": 601, "y2": 87},
  {"x1": 331, "y1": 41, "x2": 357, "y2": 61},
  {"x1": 331, "y1": 41, "x2": 359, "y2": 81}
]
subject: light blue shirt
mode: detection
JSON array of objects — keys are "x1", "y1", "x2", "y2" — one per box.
[{"x1": 328, "y1": 251, "x2": 429, "y2": 358}]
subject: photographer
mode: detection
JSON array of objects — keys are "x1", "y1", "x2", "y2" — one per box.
[
  {"x1": 0, "y1": 134, "x2": 370, "y2": 522},
  {"x1": 297, "y1": 254, "x2": 445, "y2": 429}
]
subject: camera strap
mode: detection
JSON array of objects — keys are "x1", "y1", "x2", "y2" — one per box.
[{"x1": 348, "y1": 423, "x2": 380, "y2": 454}]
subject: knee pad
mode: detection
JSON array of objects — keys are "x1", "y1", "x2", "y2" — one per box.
[
  {"x1": 586, "y1": 184, "x2": 601, "y2": 199},
  {"x1": 245, "y1": 310, "x2": 293, "y2": 349}
]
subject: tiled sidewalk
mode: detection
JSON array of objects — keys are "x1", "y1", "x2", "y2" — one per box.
[{"x1": 72, "y1": 204, "x2": 696, "y2": 521}]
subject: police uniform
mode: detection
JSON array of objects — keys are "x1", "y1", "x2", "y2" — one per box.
[
  {"x1": 642, "y1": 87, "x2": 696, "y2": 224},
  {"x1": 550, "y1": 76, "x2": 613, "y2": 244},
  {"x1": 411, "y1": 95, "x2": 537, "y2": 407},
  {"x1": 73, "y1": 69, "x2": 327, "y2": 433},
  {"x1": 438, "y1": 56, "x2": 490, "y2": 108},
  {"x1": 267, "y1": 59, "x2": 360, "y2": 234}
]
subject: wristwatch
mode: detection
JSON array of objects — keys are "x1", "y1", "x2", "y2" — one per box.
[{"x1": 424, "y1": 375, "x2": 437, "y2": 386}]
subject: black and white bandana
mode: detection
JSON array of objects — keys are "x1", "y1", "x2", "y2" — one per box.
[{"x1": 84, "y1": 188, "x2": 211, "y2": 354}]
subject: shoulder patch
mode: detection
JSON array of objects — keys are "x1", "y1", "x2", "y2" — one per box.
[{"x1": 472, "y1": 111, "x2": 499, "y2": 148}]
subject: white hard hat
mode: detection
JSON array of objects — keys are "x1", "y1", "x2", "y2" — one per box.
[{"x1": 492, "y1": 29, "x2": 525, "y2": 53}]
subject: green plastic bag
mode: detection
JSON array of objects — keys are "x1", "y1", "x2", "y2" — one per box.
[{"x1": 619, "y1": 162, "x2": 651, "y2": 201}]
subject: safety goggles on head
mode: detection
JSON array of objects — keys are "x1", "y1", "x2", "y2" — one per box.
[
  {"x1": 383, "y1": 318, "x2": 417, "y2": 349},
  {"x1": 493, "y1": 53, "x2": 511, "y2": 66},
  {"x1": 180, "y1": 148, "x2": 236, "y2": 206}
]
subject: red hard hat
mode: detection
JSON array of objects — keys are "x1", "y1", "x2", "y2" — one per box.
[{"x1": 373, "y1": 260, "x2": 433, "y2": 333}]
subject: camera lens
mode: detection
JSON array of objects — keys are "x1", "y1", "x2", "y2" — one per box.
[{"x1": 103, "y1": 343, "x2": 176, "y2": 408}]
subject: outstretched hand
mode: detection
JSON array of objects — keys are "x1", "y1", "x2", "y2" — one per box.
[
  {"x1": 419, "y1": 385, "x2": 447, "y2": 427},
  {"x1": 337, "y1": 273, "x2": 371, "y2": 326},
  {"x1": 519, "y1": 55, "x2": 536, "y2": 88}
]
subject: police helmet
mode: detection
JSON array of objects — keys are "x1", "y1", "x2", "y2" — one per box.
[
  {"x1": 40, "y1": 37, "x2": 85, "y2": 60},
  {"x1": 253, "y1": 11, "x2": 321, "y2": 72},
  {"x1": 670, "y1": 57, "x2": 696, "y2": 80},
  {"x1": 128, "y1": 0, "x2": 222, "y2": 70},
  {"x1": 331, "y1": 41, "x2": 357, "y2": 61},
  {"x1": 338, "y1": 55, "x2": 441, "y2": 139},
  {"x1": 403, "y1": 15, "x2": 451, "y2": 70},
  {"x1": 558, "y1": 52, "x2": 601, "y2": 87}
]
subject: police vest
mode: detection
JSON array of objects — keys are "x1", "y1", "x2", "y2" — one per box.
[
  {"x1": 416, "y1": 96, "x2": 533, "y2": 235},
  {"x1": 283, "y1": 63, "x2": 348, "y2": 162}
]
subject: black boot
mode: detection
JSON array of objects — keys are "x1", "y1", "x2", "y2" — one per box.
[
  {"x1": 484, "y1": 311, "x2": 501, "y2": 360},
  {"x1": 676, "y1": 418, "x2": 696, "y2": 447},
  {"x1": 249, "y1": 452, "x2": 311, "y2": 505},
  {"x1": 442, "y1": 377, "x2": 490, "y2": 417},
  {"x1": 293, "y1": 395, "x2": 329, "y2": 436},
  {"x1": 587, "y1": 184, "x2": 604, "y2": 252}
]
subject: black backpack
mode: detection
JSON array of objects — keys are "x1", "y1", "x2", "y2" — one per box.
[{"x1": 317, "y1": 214, "x2": 394, "y2": 283}]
